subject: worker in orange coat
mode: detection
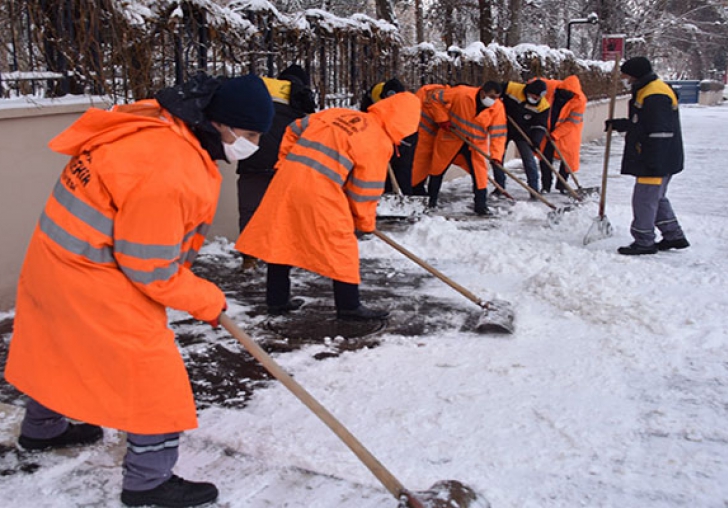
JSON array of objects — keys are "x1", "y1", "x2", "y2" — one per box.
[
  {"x1": 538, "y1": 75, "x2": 587, "y2": 193},
  {"x1": 416, "y1": 81, "x2": 507, "y2": 215},
  {"x1": 236, "y1": 92, "x2": 421, "y2": 321},
  {"x1": 410, "y1": 83, "x2": 448, "y2": 195},
  {"x1": 4, "y1": 73, "x2": 274, "y2": 508}
]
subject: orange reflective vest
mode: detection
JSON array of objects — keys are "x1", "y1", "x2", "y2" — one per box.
[
  {"x1": 5, "y1": 100, "x2": 226, "y2": 434},
  {"x1": 411, "y1": 84, "x2": 448, "y2": 187},
  {"x1": 421, "y1": 85, "x2": 506, "y2": 190},
  {"x1": 540, "y1": 76, "x2": 586, "y2": 172},
  {"x1": 236, "y1": 92, "x2": 420, "y2": 284}
]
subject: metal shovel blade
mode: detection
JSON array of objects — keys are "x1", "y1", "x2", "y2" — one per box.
[
  {"x1": 576, "y1": 186, "x2": 601, "y2": 200},
  {"x1": 399, "y1": 480, "x2": 491, "y2": 508},
  {"x1": 377, "y1": 194, "x2": 429, "y2": 219},
  {"x1": 476, "y1": 299, "x2": 515, "y2": 334},
  {"x1": 583, "y1": 215, "x2": 614, "y2": 245},
  {"x1": 546, "y1": 205, "x2": 573, "y2": 227}
]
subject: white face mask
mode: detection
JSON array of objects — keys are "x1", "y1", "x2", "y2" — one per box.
[
  {"x1": 224, "y1": 128, "x2": 259, "y2": 162},
  {"x1": 621, "y1": 78, "x2": 633, "y2": 89},
  {"x1": 481, "y1": 96, "x2": 496, "y2": 108},
  {"x1": 526, "y1": 95, "x2": 540, "y2": 105}
]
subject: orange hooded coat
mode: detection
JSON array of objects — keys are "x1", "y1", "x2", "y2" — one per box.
[
  {"x1": 5, "y1": 100, "x2": 226, "y2": 434},
  {"x1": 418, "y1": 85, "x2": 507, "y2": 190},
  {"x1": 236, "y1": 92, "x2": 420, "y2": 284},
  {"x1": 540, "y1": 76, "x2": 586, "y2": 172},
  {"x1": 410, "y1": 84, "x2": 448, "y2": 187}
]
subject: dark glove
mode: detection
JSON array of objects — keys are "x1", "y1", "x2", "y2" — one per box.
[
  {"x1": 355, "y1": 230, "x2": 373, "y2": 240},
  {"x1": 438, "y1": 121, "x2": 452, "y2": 132},
  {"x1": 490, "y1": 159, "x2": 502, "y2": 167},
  {"x1": 604, "y1": 118, "x2": 630, "y2": 133},
  {"x1": 206, "y1": 303, "x2": 227, "y2": 329}
]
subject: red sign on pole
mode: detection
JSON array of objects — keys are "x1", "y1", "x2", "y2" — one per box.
[{"x1": 602, "y1": 34, "x2": 626, "y2": 61}]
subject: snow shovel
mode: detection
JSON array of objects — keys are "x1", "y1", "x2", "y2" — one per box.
[
  {"x1": 448, "y1": 130, "x2": 515, "y2": 202},
  {"x1": 219, "y1": 313, "x2": 490, "y2": 508},
  {"x1": 584, "y1": 56, "x2": 620, "y2": 246},
  {"x1": 372, "y1": 229, "x2": 515, "y2": 334},
  {"x1": 452, "y1": 130, "x2": 570, "y2": 226},
  {"x1": 543, "y1": 130, "x2": 600, "y2": 199},
  {"x1": 505, "y1": 116, "x2": 583, "y2": 203},
  {"x1": 377, "y1": 164, "x2": 429, "y2": 219}
]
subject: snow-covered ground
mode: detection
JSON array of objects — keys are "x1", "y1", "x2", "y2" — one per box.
[{"x1": 2, "y1": 102, "x2": 728, "y2": 507}]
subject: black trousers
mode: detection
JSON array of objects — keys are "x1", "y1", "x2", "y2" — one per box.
[
  {"x1": 427, "y1": 144, "x2": 487, "y2": 210},
  {"x1": 384, "y1": 132, "x2": 417, "y2": 195},
  {"x1": 538, "y1": 143, "x2": 570, "y2": 191},
  {"x1": 267, "y1": 263, "x2": 360, "y2": 310},
  {"x1": 237, "y1": 171, "x2": 274, "y2": 233}
]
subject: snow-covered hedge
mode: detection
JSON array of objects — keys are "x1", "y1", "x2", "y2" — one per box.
[{"x1": 0, "y1": 0, "x2": 615, "y2": 104}]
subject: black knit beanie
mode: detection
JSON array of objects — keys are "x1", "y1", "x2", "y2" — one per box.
[
  {"x1": 204, "y1": 74, "x2": 274, "y2": 133},
  {"x1": 524, "y1": 79, "x2": 547, "y2": 97},
  {"x1": 278, "y1": 64, "x2": 310, "y2": 87},
  {"x1": 381, "y1": 78, "x2": 406, "y2": 98},
  {"x1": 620, "y1": 57, "x2": 653, "y2": 79}
]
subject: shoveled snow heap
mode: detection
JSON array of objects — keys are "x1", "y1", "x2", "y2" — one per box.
[{"x1": 1, "y1": 103, "x2": 727, "y2": 507}]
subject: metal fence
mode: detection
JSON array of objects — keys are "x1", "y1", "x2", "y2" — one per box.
[{"x1": 0, "y1": 0, "x2": 613, "y2": 107}]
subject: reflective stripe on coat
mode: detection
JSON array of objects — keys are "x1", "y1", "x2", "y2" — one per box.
[
  {"x1": 423, "y1": 85, "x2": 507, "y2": 190},
  {"x1": 5, "y1": 100, "x2": 225, "y2": 434},
  {"x1": 411, "y1": 84, "x2": 448, "y2": 187},
  {"x1": 236, "y1": 93, "x2": 420, "y2": 284},
  {"x1": 539, "y1": 76, "x2": 586, "y2": 172}
]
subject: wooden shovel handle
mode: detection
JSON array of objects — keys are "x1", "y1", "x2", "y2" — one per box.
[
  {"x1": 505, "y1": 116, "x2": 581, "y2": 201},
  {"x1": 387, "y1": 164, "x2": 404, "y2": 196},
  {"x1": 451, "y1": 130, "x2": 557, "y2": 210},
  {"x1": 600, "y1": 56, "x2": 621, "y2": 218},
  {"x1": 373, "y1": 229, "x2": 488, "y2": 308},
  {"x1": 218, "y1": 313, "x2": 407, "y2": 499},
  {"x1": 543, "y1": 130, "x2": 582, "y2": 189}
]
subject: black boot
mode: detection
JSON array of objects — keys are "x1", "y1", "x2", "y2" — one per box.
[
  {"x1": 473, "y1": 188, "x2": 490, "y2": 216},
  {"x1": 121, "y1": 475, "x2": 218, "y2": 507},
  {"x1": 267, "y1": 297, "x2": 305, "y2": 315},
  {"x1": 337, "y1": 304, "x2": 390, "y2": 321},
  {"x1": 19, "y1": 423, "x2": 103, "y2": 451},
  {"x1": 656, "y1": 237, "x2": 690, "y2": 251},
  {"x1": 617, "y1": 242, "x2": 658, "y2": 256},
  {"x1": 427, "y1": 174, "x2": 443, "y2": 209}
]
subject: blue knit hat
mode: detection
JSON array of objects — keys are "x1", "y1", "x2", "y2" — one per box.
[{"x1": 204, "y1": 74, "x2": 274, "y2": 133}]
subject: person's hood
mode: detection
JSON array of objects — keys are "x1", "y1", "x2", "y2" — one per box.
[
  {"x1": 560, "y1": 75, "x2": 584, "y2": 96},
  {"x1": 48, "y1": 100, "x2": 191, "y2": 156},
  {"x1": 366, "y1": 91, "x2": 420, "y2": 145}
]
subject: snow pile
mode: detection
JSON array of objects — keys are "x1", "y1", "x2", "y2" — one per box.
[{"x1": 1, "y1": 103, "x2": 727, "y2": 507}]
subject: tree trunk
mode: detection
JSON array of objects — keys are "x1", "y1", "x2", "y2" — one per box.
[
  {"x1": 444, "y1": 1, "x2": 455, "y2": 48},
  {"x1": 506, "y1": 0, "x2": 521, "y2": 47},
  {"x1": 415, "y1": 0, "x2": 424, "y2": 44},
  {"x1": 478, "y1": 0, "x2": 493, "y2": 44},
  {"x1": 374, "y1": 0, "x2": 397, "y2": 26}
]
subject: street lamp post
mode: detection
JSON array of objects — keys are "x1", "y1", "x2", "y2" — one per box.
[{"x1": 566, "y1": 13, "x2": 599, "y2": 51}]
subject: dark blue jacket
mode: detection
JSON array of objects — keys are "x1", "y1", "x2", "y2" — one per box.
[
  {"x1": 501, "y1": 81, "x2": 550, "y2": 146},
  {"x1": 620, "y1": 74, "x2": 684, "y2": 177}
]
